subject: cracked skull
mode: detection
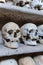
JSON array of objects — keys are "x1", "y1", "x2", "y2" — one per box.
[
  {"x1": 21, "y1": 23, "x2": 38, "y2": 45},
  {"x1": 2, "y1": 22, "x2": 21, "y2": 48},
  {"x1": 13, "y1": 0, "x2": 32, "y2": 8},
  {"x1": 37, "y1": 25, "x2": 43, "y2": 44}
]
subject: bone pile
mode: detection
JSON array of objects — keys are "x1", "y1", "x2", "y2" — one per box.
[
  {"x1": 13, "y1": 0, "x2": 43, "y2": 10},
  {"x1": 0, "y1": 55, "x2": 43, "y2": 65},
  {"x1": 19, "y1": 55, "x2": 43, "y2": 65},
  {"x1": 0, "y1": 0, "x2": 43, "y2": 10},
  {"x1": 1, "y1": 22, "x2": 43, "y2": 48},
  {"x1": 13, "y1": 0, "x2": 32, "y2": 8},
  {"x1": 20, "y1": 23, "x2": 43, "y2": 45}
]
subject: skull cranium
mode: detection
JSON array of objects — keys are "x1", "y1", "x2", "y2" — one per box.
[
  {"x1": 2, "y1": 22, "x2": 21, "y2": 48},
  {"x1": 21, "y1": 23, "x2": 38, "y2": 45}
]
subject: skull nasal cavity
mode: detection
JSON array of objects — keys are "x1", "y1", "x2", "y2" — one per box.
[
  {"x1": 26, "y1": 34, "x2": 30, "y2": 40},
  {"x1": 8, "y1": 30, "x2": 13, "y2": 35},
  {"x1": 14, "y1": 32, "x2": 17, "y2": 37}
]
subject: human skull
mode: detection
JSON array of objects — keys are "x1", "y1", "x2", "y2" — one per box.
[
  {"x1": 37, "y1": 25, "x2": 43, "y2": 44},
  {"x1": 34, "y1": 55, "x2": 43, "y2": 65},
  {"x1": 2, "y1": 22, "x2": 21, "y2": 48},
  {"x1": 0, "y1": 0, "x2": 5, "y2": 3},
  {"x1": 31, "y1": 0, "x2": 42, "y2": 10},
  {"x1": 19, "y1": 57, "x2": 36, "y2": 65},
  {"x1": 21, "y1": 23, "x2": 38, "y2": 45},
  {"x1": 0, "y1": 59, "x2": 18, "y2": 65},
  {"x1": 13, "y1": 0, "x2": 32, "y2": 7}
]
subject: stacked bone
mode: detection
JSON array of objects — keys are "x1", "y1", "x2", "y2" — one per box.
[
  {"x1": 0, "y1": 0, "x2": 43, "y2": 10},
  {"x1": 19, "y1": 57, "x2": 36, "y2": 65},
  {"x1": 19, "y1": 55, "x2": 43, "y2": 65},
  {"x1": 13, "y1": 0, "x2": 32, "y2": 8},
  {"x1": 20, "y1": 23, "x2": 43, "y2": 45},
  {"x1": 13, "y1": 0, "x2": 43, "y2": 10},
  {"x1": 1, "y1": 22, "x2": 43, "y2": 49},
  {"x1": 0, "y1": 55, "x2": 43, "y2": 65}
]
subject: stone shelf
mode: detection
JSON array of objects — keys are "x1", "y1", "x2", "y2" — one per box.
[
  {"x1": 0, "y1": 43, "x2": 43, "y2": 57},
  {"x1": 0, "y1": 3, "x2": 43, "y2": 15}
]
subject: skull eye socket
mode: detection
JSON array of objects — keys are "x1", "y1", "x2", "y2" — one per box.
[
  {"x1": 16, "y1": 29, "x2": 20, "y2": 33},
  {"x1": 8, "y1": 30, "x2": 13, "y2": 35},
  {"x1": 29, "y1": 29, "x2": 33, "y2": 33}
]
